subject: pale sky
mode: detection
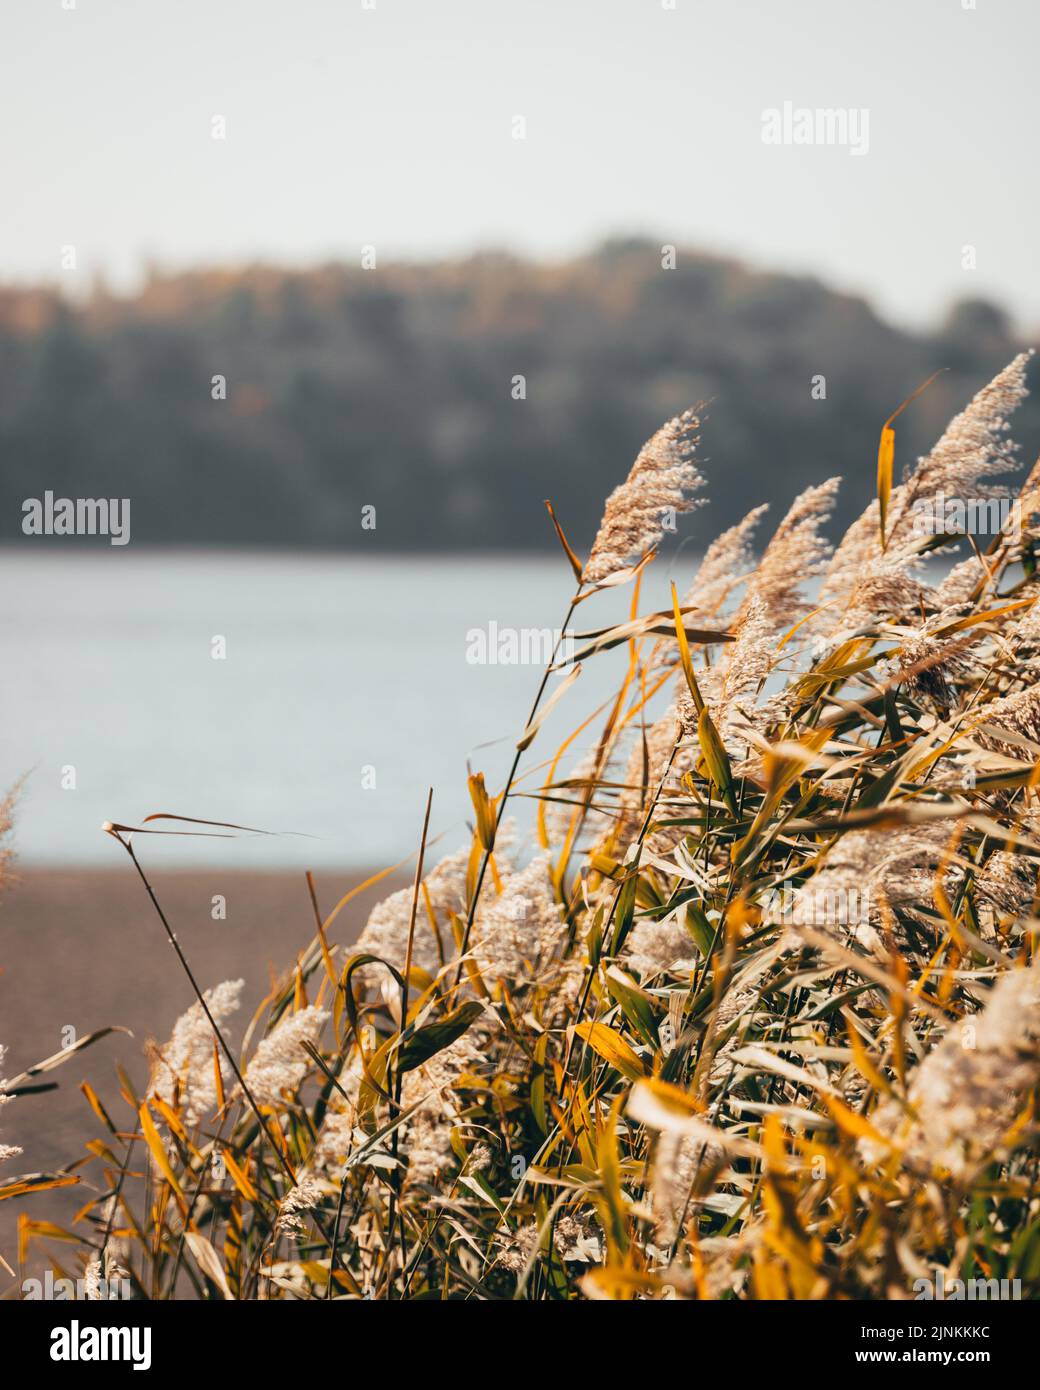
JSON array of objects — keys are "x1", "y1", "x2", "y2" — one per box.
[{"x1": 2, "y1": 0, "x2": 1036, "y2": 329}]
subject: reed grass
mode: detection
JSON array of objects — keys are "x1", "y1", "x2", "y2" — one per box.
[{"x1": 9, "y1": 356, "x2": 1040, "y2": 1300}]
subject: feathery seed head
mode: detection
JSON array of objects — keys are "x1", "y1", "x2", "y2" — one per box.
[
  {"x1": 148, "y1": 979, "x2": 244, "y2": 1126},
  {"x1": 583, "y1": 409, "x2": 706, "y2": 584},
  {"x1": 242, "y1": 1004, "x2": 329, "y2": 1107}
]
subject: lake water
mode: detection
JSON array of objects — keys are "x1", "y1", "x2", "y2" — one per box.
[{"x1": 1, "y1": 550, "x2": 678, "y2": 869}]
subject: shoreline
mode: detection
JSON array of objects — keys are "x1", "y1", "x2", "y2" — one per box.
[{"x1": 0, "y1": 865, "x2": 396, "y2": 1283}]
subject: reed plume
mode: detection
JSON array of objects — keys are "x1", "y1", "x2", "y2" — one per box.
[
  {"x1": 866, "y1": 964, "x2": 1040, "y2": 1178},
  {"x1": 582, "y1": 408, "x2": 706, "y2": 584},
  {"x1": 147, "y1": 979, "x2": 244, "y2": 1126}
]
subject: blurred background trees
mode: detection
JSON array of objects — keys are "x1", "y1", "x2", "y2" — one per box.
[{"x1": 1, "y1": 239, "x2": 1035, "y2": 552}]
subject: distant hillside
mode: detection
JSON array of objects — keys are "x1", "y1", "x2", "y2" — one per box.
[{"x1": 1, "y1": 240, "x2": 1036, "y2": 552}]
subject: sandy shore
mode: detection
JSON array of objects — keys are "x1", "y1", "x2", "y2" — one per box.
[{"x1": 0, "y1": 865, "x2": 396, "y2": 1286}]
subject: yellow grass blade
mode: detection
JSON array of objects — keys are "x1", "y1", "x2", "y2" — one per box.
[
  {"x1": 516, "y1": 663, "x2": 582, "y2": 752},
  {"x1": 877, "y1": 368, "x2": 945, "y2": 549},
  {"x1": 138, "y1": 1102, "x2": 188, "y2": 1216},
  {"x1": 573, "y1": 1023, "x2": 647, "y2": 1081},
  {"x1": 543, "y1": 499, "x2": 584, "y2": 583}
]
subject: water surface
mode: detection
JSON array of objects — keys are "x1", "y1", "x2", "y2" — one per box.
[{"x1": 1, "y1": 550, "x2": 671, "y2": 869}]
